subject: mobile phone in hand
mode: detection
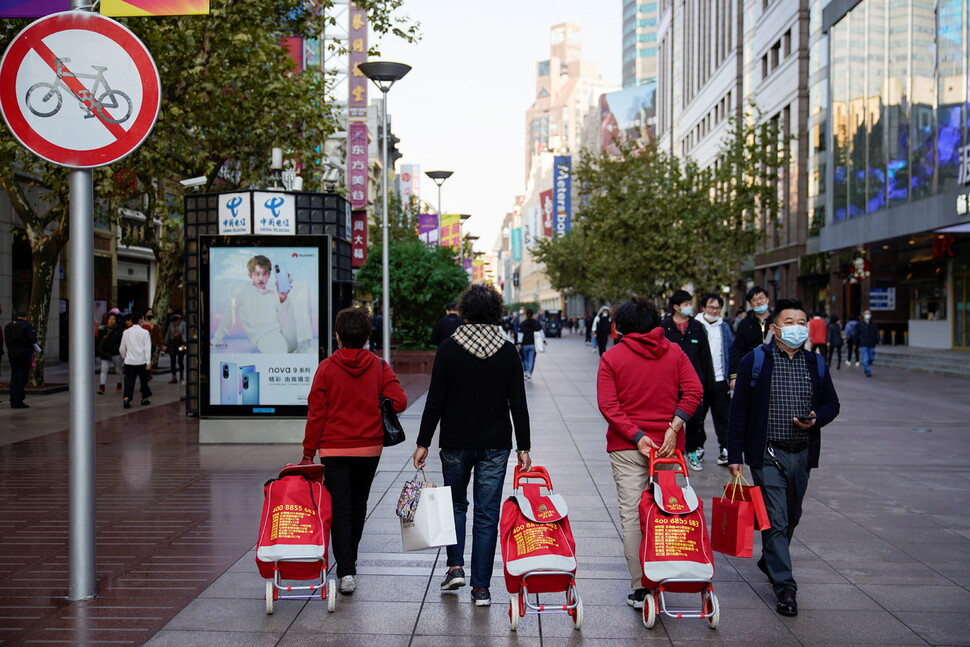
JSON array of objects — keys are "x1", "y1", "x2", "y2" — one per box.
[{"x1": 796, "y1": 414, "x2": 816, "y2": 423}]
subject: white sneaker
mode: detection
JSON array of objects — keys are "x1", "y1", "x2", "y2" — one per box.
[
  {"x1": 338, "y1": 575, "x2": 356, "y2": 595},
  {"x1": 696, "y1": 447, "x2": 705, "y2": 461}
]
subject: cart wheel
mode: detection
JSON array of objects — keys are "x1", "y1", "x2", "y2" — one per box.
[
  {"x1": 572, "y1": 596, "x2": 583, "y2": 630},
  {"x1": 508, "y1": 594, "x2": 520, "y2": 631},
  {"x1": 705, "y1": 591, "x2": 719, "y2": 630},
  {"x1": 327, "y1": 578, "x2": 337, "y2": 613},
  {"x1": 642, "y1": 593, "x2": 657, "y2": 629},
  {"x1": 265, "y1": 580, "x2": 274, "y2": 615}
]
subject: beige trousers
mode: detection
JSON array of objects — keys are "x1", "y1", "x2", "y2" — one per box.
[{"x1": 609, "y1": 449, "x2": 651, "y2": 589}]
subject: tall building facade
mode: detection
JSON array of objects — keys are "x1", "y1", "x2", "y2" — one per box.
[
  {"x1": 622, "y1": 0, "x2": 660, "y2": 87},
  {"x1": 817, "y1": 0, "x2": 970, "y2": 349}
]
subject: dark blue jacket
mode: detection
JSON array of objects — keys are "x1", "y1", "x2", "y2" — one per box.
[{"x1": 727, "y1": 342, "x2": 840, "y2": 469}]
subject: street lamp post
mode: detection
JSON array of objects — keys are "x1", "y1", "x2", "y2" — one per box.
[
  {"x1": 359, "y1": 61, "x2": 411, "y2": 364},
  {"x1": 425, "y1": 169, "x2": 454, "y2": 221}
]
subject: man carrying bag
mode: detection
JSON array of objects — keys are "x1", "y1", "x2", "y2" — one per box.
[{"x1": 727, "y1": 298, "x2": 840, "y2": 617}]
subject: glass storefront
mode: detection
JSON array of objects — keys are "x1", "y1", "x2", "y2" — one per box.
[{"x1": 828, "y1": 0, "x2": 968, "y2": 223}]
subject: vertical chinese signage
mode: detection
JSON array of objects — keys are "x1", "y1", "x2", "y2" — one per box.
[
  {"x1": 511, "y1": 228, "x2": 523, "y2": 261},
  {"x1": 418, "y1": 213, "x2": 439, "y2": 247},
  {"x1": 348, "y1": 5, "x2": 368, "y2": 122},
  {"x1": 399, "y1": 164, "x2": 420, "y2": 201},
  {"x1": 553, "y1": 155, "x2": 572, "y2": 237},
  {"x1": 440, "y1": 213, "x2": 461, "y2": 250},
  {"x1": 472, "y1": 259, "x2": 485, "y2": 283},
  {"x1": 348, "y1": 122, "x2": 369, "y2": 209},
  {"x1": 540, "y1": 189, "x2": 554, "y2": 238},
  {"x1": 351, "y1": 210, "x2": 368, "y2": 267}
]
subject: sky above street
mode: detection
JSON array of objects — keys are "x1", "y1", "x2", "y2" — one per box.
[{"x1": 376, "y1": 0, "x2": 622, "y2": 252}]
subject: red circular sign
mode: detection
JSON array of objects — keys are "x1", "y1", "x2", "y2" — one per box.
[{"x1": 0, "y1": 11, "x2": 160, "y2": 168}]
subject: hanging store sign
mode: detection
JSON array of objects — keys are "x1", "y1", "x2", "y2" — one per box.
[{"x1": 553, "y1": 155, "x2": 572, "y2": 237}]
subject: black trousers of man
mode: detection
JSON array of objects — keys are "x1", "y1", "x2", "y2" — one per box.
[
  {"x1": 123, "y1": 363, "x2": 152, "y2": 403},
  {"x1": 8, "y1": 354, "x2": 29, "y2": 406},
  {"x1": 697, "y1": 380, "x2": 731, "y2": 451},
  {"x1": 320, "y1": 456, "x2": 380, "y2": 578}
]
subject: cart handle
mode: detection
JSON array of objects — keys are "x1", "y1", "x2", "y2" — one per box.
[
  {"x1": 648, "y1": 448, "x2": 689, "y2": 477},
  {"x1": 513, "y1": 465, "x2": 553, "y2": 490}
]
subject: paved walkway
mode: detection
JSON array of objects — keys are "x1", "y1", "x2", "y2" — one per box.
[{"x1": 2, "y1": 335, "x2": 969, "y2": 645}]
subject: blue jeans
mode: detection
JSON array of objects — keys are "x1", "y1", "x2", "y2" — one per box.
[
  {"x1": 860, "y1": 346, "x2": 875, "y2": 375},
  {"x1": 440, "y1": 448, "x2": 510, "y2": 588},
  {"x1": 752, "y1": 447, "x2": 811, "y2": 596},
  {"x1": 519, "y1": 344, "x2": 536, "y2": 375}
]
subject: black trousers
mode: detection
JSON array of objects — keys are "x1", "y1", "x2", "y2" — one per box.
[
  {"x1": 168, "y1": 349, "x2": 185, "y2": 380},
  {"x1": 320, "y1": 455, "x2": 380, "y2": 578},
  {"x1": 8, "y1": 355, "x2": 29, "y2": 405},
  {"x1": 826, "y1": 345, "x2": 842, "y2": 368},
  {"x1": 123, "y1": 364, "x2": 152, "y2": 402},
  {"x1": 697, "y1": 380, "x2": 731, "y2": 450}
]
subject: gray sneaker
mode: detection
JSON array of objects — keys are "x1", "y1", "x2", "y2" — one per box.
[{"x1": 338, "y1": 574, "x2": 356, "y2": 595}]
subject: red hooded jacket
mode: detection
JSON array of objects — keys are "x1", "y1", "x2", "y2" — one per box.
[
  {"x1": 303, "y1": 348, "x2": 407, "y2": 456},
  {"x1": 597, "y1": 327, "x2": 704, "y2": 453}
]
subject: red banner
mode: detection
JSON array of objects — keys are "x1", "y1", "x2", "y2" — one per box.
[
  {"x1": 541, "y1": 189, "x2": 554, "y2": 238},
  {"x1": 351, "y1": 210, "x2": 368, "y2": 267}
]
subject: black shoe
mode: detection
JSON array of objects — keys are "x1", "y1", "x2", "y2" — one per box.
[
  {"x1": 141, "y1": 398, "x2": 151, "y2": 406},
  {"x1": 627, "y1": 588, "x2": 648, "y2": 609},
  {"x1": 123, "y1": 398, "x2": 131, "y2": 409},
  {"x1": 776, "y1": 588, "x2": 797, "y2": 616},
  {"x1": 757, "y1": 556, "x2": 775, "y2": 584},
  {"x1": 440, "y1": 567, "x2": 466, "y2": 591},
  {"x1": 471, "y1": 587, "x2": 491, "y2": 606},
  {"x1": 11, "y1": 402, "x2": 29, "y2": 409}
]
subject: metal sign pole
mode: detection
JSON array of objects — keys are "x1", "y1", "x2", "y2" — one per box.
[{"x1": 67, "y1": 0, "x2": 96, "y2": 603}]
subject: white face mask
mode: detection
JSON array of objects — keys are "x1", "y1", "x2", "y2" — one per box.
[
  {"x1": 864, "y1": 314, "x2": 871, "y2": 321},
  {"x1": 704, "y1": 313, "x2": 719, "y2": 323}
]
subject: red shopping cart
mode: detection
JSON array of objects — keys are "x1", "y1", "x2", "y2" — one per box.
[
  {"x1": 638, "y1": 449, "x2": 719, "y2": 629},
  {"x1": 499, "y1": 465, "x2": 582, "y2": 631},
  {"x1": 256, "y1": 463, "x2": 337, "y2": 614}
]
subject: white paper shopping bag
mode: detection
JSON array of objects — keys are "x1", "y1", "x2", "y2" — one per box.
[{"x1": 400, "y1": 485, "x2": 457, "y2": 551}]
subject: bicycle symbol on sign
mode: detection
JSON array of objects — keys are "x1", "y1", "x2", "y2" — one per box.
[{"x1": 26, "y1": 58, "x2": 133, "y2": 124}]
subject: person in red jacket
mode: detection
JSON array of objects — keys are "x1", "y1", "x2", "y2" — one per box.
[
  {"x1": 301, "y1": 307, "x2": 407, "y2": 596},
  {"x1": 596, "y1": 297, "x2": 703, "y2": 609}
]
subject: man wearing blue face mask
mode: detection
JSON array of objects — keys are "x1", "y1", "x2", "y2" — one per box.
[
  {"x1": 729, "y1": 286, "x2": 773, "y2": 390},
  {"x1": 726, "y1": 297, "x2": 840, "y2": 618}
]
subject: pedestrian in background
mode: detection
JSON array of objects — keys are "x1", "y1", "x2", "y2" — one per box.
[
  {"x1": 695, "y1": 292, "x2": 734, "y2": 466},
  {"x1": 430, "y1": 302, "x2": 463, "y2": 346},
  {"x1": 826, "y1": 315, "x2": 843, "y2": 369},
  {"x1": 413, "y1": 283, "x2": 531, "y2": 608},
  {"x1": 808, "y1": 311, "x2": 827, "y2": 356},
  {"x1": 5, "y1": 309, "x2": 37, "y2": 409},
  {"x1": 593, "y1": 306, "x2": 612, "y2": 356},
  {"x1": 844, "y1": 315, "x2": 860, "y2": 366},
  {"x1": 164, "y1": 309, "x2": 187, "y2": 384},
  {"x1": 730, "y1": 286, "x2": 772, "y2": 388},
  {"x1": 660, "y1": 290, "x2": 715, "y2": 471},
  {"x1": 728, "y1": 297, "x2": 840, "y2": 617},
  {"x1": 583, "y1": 312, "x2": 592, "y2": 345},
  {"x1": 97, "y1": 312, "x2": 124, "y2": 394},
  {"x1": 516, "y1": 308, "x2": 543, "y2": 381},
  {"x1": 856, "y1": 309, "x2": 880, "y2": 377},
  {"x1": 596, "y1": 297, "x2": 703, "y2": 609},
  {"x1": 301, "y1": 307, "x2": 407, "y2": 595},
  {"x1": 119, "y1": 313, "x2": 152, "y2": 409}
]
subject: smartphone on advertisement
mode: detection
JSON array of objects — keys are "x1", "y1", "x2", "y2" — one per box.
[
  {"x1": 241, "y1": 365, "x2": 260, "y2": 405},
  {"x1": 220, "y1": 361, "x2": 240, "y2": 405},
  {"x1": 274, "y1": 260, "x2": 291, "y2": 294}
]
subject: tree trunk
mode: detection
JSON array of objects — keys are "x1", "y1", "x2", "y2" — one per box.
[{"x1": 26, "y1": 230, "x2": 67, "y2": 385}]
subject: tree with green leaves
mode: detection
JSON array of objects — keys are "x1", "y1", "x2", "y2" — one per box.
[
  {"x1": 0, "y1": 0, "x2": 417, "y2": 384},
  {"x1": 356, "y1": 238, "x2": 467, "y2": 349},
  {"x1": 533, "y1": 112, "x2": 786, "y2": 303}
]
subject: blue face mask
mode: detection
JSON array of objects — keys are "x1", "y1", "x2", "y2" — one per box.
[
  {"x1": 753, "y1": 304, "x2": 769, "y2": 314},
  {"x1": 778, "y1": 324, "x2": 809, "y2": 348},
  {"x1": 679, "y1": 306, "x2": 694, "y2": 317}
]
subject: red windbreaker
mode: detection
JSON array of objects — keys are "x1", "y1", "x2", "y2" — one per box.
[
  {"x1": 597, "y1": 328, "x2": 703, "y2": 452},
  {"x1": 302, "y1": 348, "x2": 407, "y2": 455}
]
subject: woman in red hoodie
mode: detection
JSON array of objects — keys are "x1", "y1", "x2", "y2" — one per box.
[
  {"x1": 301, "y1": 307, "x2": 407, "y2": 595},
  {"x1": 596, "y1": 297, "x2": 703, "y2": 609}
]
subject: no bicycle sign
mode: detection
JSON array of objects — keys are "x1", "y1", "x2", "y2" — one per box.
[{"x1": 0, "y1": 11, "x2": 161, "y2": 168}]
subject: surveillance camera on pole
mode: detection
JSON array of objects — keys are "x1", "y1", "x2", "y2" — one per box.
[{"x1": 179, "y1": 176, "x2": 207, "y2": 189}]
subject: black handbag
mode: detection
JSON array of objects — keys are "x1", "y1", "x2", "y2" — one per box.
[{"x1": 380, "y1": 395, "x2": 405, "y2": 446}]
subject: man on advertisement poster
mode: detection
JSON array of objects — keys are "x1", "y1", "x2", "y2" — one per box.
[{"x1": 211, "y1": 254, "x2": 313, "y2": 354}]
